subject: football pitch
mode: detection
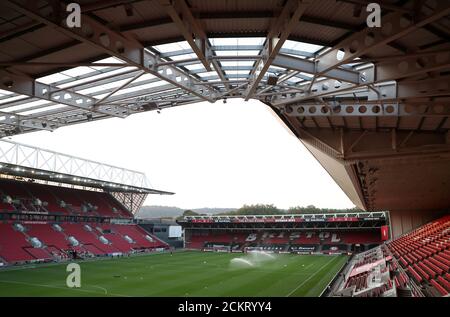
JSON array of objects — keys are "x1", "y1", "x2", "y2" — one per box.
[{"x1": 0, "y1": 251, "x2": 347, "y2": 297}]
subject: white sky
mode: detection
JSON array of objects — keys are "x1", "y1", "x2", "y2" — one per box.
[{"x1": 10, "y1": 99, "x2": 354, "y2": 210}]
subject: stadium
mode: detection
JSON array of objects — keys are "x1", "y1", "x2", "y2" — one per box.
[{"x1": 0, "y1": 0, "x2": 449, "y2": 301}]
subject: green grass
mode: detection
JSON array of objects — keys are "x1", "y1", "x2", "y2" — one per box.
[{"x1": 0, "y1": 251, "x2": 347, "y2": 297}]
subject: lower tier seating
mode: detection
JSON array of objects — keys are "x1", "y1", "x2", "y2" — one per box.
[
  {"x1": 0, "y1": 222, "x2": 169, "y2": 264},
  {"x1": 186, "y1": 230, "x2": 382, "y2": 252},
  {"x1": 386, "y1": 215, "x2": 450, "y2": 297}
]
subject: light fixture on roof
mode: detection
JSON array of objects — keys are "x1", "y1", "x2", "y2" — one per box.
[
  {"x1": 267, "y1": 75, "x2": 278, "y2": 86},
  {"x1": 3, "y1": 79, "x2": 13, "y2": 88},
  {"x1": 86, "y1": 113, "x2": 93, "y2": 121},
  {"x1": 142, "y1": 102, "x2": 157, "y2": 111}
]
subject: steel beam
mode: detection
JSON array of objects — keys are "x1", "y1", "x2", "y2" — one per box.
[
  {"x1": 4, "y1": 0, "x2": 218, "y2": 103},
  {"x1": 158, "y1": 0, "x2": 211, "y2": 71},
  {"x1": 0, "y1": 69, "x2": 129, "y2": 118},
  {"x1": 315, "y1": 1, "x2": 450, "y2": 76},
  {"x1": 397, "y1": 76, "x2": 450, "y2": 99},
  {"x1": 0, "y1": 71, "x2": 159, "y2": 113},
  {"x1": 244, "y1": 0, "x2": 309, "y2": 100},
  {"x1": 277, "y1": 74, "x2": 450, "y2": 117},
  {"x1": 0, "y1": 62, "x2": 128, "y2": 68},
  {"x1": 0, "y1": 112, "x2": 59, "y2": 134},
  {"x1": 158, "y1": 0, "x2": 231, "y2": 91},
  {"x1": 272, "y1": 54, "x2": 361, "y2": 84},
  {"x1": 273, "y1": 49, "x2": 450, "y2": 105}
]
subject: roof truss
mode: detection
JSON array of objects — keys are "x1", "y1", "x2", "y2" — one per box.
[{"x1": 0, "y1": 0, "x2": 447, "y2": 136}]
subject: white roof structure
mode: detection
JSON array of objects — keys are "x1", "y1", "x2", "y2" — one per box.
[{"x1": 0, "y1": 138, "x2": 172, "y2": 195}]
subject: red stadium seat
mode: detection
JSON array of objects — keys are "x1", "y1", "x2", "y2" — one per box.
[
  {"x1": 413, "y1": 264, "x2": 429, "y2": 280},
  {"x1": 408, "y1": 266, "x2": 423, "y2": 283},
  {"x1": 430, "y1": 279, "x2": 449, "y2": 296},
  {"x1": 437, "y1": 276, "x2": 450, "y2": 292},
  {"x1": 386, "y1": 215, "x2": 450, "y2": 296}
]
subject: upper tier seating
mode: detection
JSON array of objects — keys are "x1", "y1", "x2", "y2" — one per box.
[{"x1": 0, "y1": 180, "x2": 132, "y2": 218}]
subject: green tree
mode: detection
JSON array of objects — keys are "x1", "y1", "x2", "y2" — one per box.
[
  {"x1": 287, "y1": 205, "x2": 363, "y2": 214},
  {"x1": 182, "y1": 210, "x2": 200, "y2": 216},
  {"x1": 218, "y1": 204, "x2": 282, "y2": 215},
  {"x1": 177, "y1": 209, "x2": 202, "y2": 220}
]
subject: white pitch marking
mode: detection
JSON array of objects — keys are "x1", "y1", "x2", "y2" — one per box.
[
  {"x1": 285, "y1": 256, "x2": 338, "y2": 297},
  {"x1": 91, "y1": 285, "x2": 108, "y2": 295},
  {"x1": 0, "y1": 279, "x2": 128, "y2": 297}
]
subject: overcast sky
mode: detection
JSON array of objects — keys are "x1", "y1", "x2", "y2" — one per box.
[{"x1": 10, "y1": 99, "x2": 354, "y2": 210}]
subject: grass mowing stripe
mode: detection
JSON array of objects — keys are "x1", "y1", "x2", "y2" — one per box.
[
  {"x1": 0, "y1": 251, "x2": 347, "y2": 297},
  {"x1": 285, "y1": 255, "x2": 340, "y2": 297}
]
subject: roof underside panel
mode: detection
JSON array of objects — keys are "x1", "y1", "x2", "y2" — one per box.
[{"x1": 0, "y1": 0, "x2": 448, "y2": 212}]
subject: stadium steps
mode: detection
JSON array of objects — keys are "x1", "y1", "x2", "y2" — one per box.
[
  {"x1": 73, "y1": 190, "x2": 104, "y2": 218},
  {"x1": 0, "y1": 189, "x2": 16, "y2": 212},
  {"x1": 17, "y1": 182, "x2": 50, "y2": 213},
  {"x1": 61, "y1": 223, "x2": 111, "y2": 254},
  {"x1": 90, "y1": 225, "x2": 121, "y2": 253},
  {"x1": 18, "y1": 227, "x2": 54, "y2": 260},
  {"x1": 97, "y1": 224, "x2": 133, "y2": 252},
  {"x1": 43, "y1": 187, "x2": 71, "y2": 215},
  {"x1": 23, "y1": 247, "x2": 53, "y2": 260},
  {"x1": 396, "y1": 288, "x2": 413, "y2": 297},
  {"x1": 26, "y1": 223, "x2": 70, "y2": 253}
]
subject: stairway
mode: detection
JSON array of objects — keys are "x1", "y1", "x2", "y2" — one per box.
[
  {"x1": 0, "y1": 254, "x2": 7, "y2": 265},
  {"x1": 19, "y1": 225, "x2": 54, "y2": 260},
  {"x1": 397, "y1": 288, "x2": 413, "y2": 297}
]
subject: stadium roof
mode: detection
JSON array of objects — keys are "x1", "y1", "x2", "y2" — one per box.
[
  {"x1": 0, "y1": 139, "x2": 173, "y2": 194},
  {"x1": 180, "y1": 211, "x2": 387, "y2": 221},
  {"x1": 0, "y1": 0, "x2": 449, "y2": 212}
]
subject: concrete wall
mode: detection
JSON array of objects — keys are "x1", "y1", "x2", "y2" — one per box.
[{"x1": 389, "y1": 210, "x2": 448, "y2": 238}]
